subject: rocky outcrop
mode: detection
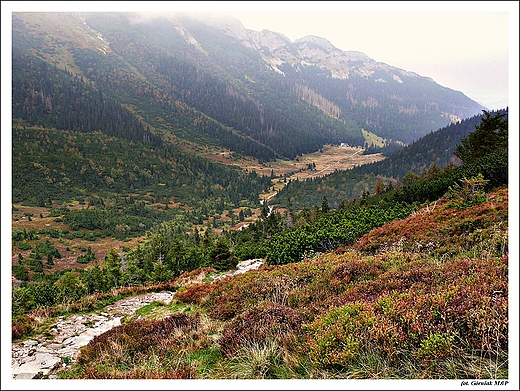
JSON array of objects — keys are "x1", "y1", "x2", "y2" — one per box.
[
  {"x1": 211, "y1": 17, "x2": 423, "y2": 81},
  {"x1": 212, "y1": 258, "x2": 263, "y2": 281}
]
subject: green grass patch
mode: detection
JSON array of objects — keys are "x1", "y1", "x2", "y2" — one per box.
[
  {"x1": 167, "y1": 301, "x2": 201, "y2": 316},
  {"x1": 184, "y1": 347, "x2": 223, "y2": 377},
  {"x1": 362, "y1": 128, "x2": 387, "y2": 148},
  {"x1": 135, "y1": 301, "x2": 165, "y2": 317}
]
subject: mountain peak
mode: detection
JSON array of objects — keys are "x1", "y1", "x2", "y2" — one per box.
[
  {"x1": 295, "y1": 35, "x2": 337, "y2": 51},
  {"x1": 189, "y1": 13, "x2": 247, "y2": 36},
  {"x1": 295, "y1": 35, "x2": 371, "y2": 62}
]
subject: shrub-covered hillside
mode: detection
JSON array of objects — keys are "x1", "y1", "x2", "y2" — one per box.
[{"x1": 45, "y1": 185, "x2": 508, "y2": 380}]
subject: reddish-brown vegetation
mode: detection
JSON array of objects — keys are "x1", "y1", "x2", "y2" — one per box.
[
  {"x1": 50, "y1": 185, "x2": 508, "y2": 379},
  {"x1": 76, "y1": 313, "x2": 202, "y2": 379},
  {"x1": 353, "y1": 187, "x2": 508, "y2": 256},
  {"x1": 170, "y1": 187, "x2": 508, "y2": 374},
  {"x1": 219, "y1": 304, "x2": 304, "y2": 356}
]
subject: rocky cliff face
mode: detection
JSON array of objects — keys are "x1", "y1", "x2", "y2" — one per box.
[{"x1": 209, "y1": 16, "x2": 426, "y2": 83}]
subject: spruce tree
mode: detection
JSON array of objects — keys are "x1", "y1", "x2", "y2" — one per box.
[{"x1": 455, "y1": 110, "x2": 508, "y2": 164}]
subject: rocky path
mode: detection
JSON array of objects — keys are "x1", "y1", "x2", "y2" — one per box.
[
  {"x1": 11, "y1": 291, "x2": 175, "y2": 379},
  {"x1": 212, "y1": 258, "x2": 263, "y2": 281},
  {"x1": 11, "y1": 259, "x2": 263, "y2": 380}
]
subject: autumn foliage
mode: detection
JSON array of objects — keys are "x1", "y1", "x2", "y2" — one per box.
[{"x1": 61, "y1": 187, "x2": 508, "y2": 379}]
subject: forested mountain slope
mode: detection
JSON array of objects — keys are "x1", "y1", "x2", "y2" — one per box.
[
  {"x1": 273, "y1": 108, "x2": 508, "y2": 209},
  {"x1": 13, "y1": 12, "x2": 484, "y2": 160}
]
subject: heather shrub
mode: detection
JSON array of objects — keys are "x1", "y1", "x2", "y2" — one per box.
[
  {"x1": 305, "y1": 251, "x2": 508, "y2": 374},
  {"x1": 369, "y1": 314, "x2": 407, "y2": 359},
  {"x1": 331, "y1": 258, "x2": 385, "y2": 285},
  {"x1": 416, "y1": 331, "x2": 457, "y2": 360},
  {"x1": 174, "y1": 282, "x2": 214, "y2": 306},
  {"x1": 305, "y1": 303, "x2": 375, "y2": 367},
  {"x1": 177, "y1": 272, "x2": 266, "y2": 320},
  {"x1": 74, "y1": 313, "x2": 204, "y2": 378},
  {"x1": 179, "y1": 266, "x2": 310, "y2": 321},
  {"x1": 12, "y1": 315, "x2": 35, "y2": 340},
  {"x1": 219, "y1": 303, "x2": 304, "y2": 357},
  {"x1": 353, "y1": 187, "x2": 507, "y2": 258}
]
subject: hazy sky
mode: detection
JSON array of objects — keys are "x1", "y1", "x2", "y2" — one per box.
[
  {"x1": 219, "y1": 2, "x2": 516, "y2": 111},
  {"x1": 3, "y1": 2, "x2": 518, "y2": 110}
]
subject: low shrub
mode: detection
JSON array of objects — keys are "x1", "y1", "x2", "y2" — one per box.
[
  {"x1": 219, "y1": 303, "x2": 304, "y2": 357},
  {"x1": 12, "y1": 315, "x2": 35, "y2": 340}
]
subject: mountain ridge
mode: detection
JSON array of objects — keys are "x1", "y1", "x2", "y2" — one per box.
[
  {"x1": 207, "y1": 15, "x2": 436, "y2": 82},
  {"x1": 13, "y1": 11, "x2": 484, "y2": 156}
]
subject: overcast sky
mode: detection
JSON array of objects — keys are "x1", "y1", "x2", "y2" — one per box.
[{"x1": 220, "y1": 2, "x2": 516, "y2": 111}]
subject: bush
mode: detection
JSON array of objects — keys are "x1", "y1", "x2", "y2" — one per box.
[
  {"x1": 12, "y1": 315, "x2": 35, "y2": 340},
  {"x1": 12, "y1": 265, "x2": 29, "y2": 281},
  {"x1": 219, "y1": 303, "x2": 304, "y2": 356},
  {"x1": 445, "y1": 174, "x2": 489, "y2": 209},
  {"x1": 305, "y1": 303, "x2": 376, "y2": 367}
]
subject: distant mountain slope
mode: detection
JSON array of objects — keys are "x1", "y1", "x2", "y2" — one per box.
[
  {"x1": 273, "y1": 108, "x2": 507, "y2": 209},
  {"x1": 13, "y1": 12, "x2": 485, "y2": 161},
  {"x1": 208, "y1": 15, "x2": 486, "y2": 143},
  {"x1": 354, "y1": 110, "x2": 506, "y2": 179}
]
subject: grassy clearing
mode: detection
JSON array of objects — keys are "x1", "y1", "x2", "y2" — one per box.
[
  {"x1": 362, "y1": 128, "x2": 387, "y2": 148},
  {"x1": 200, "y1": 143, "x2": 386, "y2": 200}
]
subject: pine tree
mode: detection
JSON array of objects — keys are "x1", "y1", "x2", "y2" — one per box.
[
  {"x1": 321, "y1": 196, "x2": 330, "y2": 213},
  {"x1": 104, "y1": 248, "x2": 122, "y2": 289},
  {"x1": 455, "y1": 110, "x2": 508, "y2": 164}
]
